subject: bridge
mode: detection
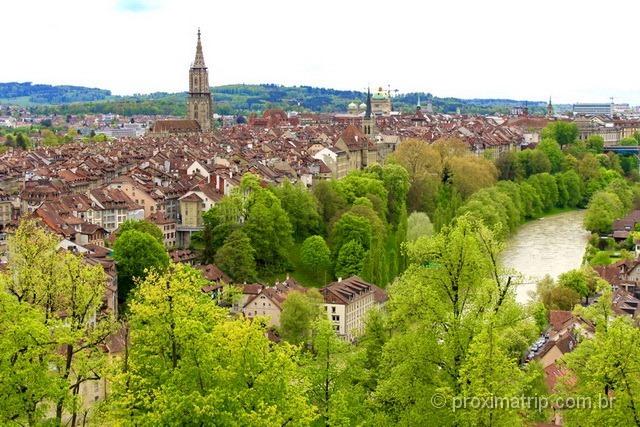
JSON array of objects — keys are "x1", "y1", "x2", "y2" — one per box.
[{"x1": 603, "y1": 145, "x2": 640, "y2": 155}]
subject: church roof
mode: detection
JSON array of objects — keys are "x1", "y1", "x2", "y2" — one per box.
[{"x1": 152, "y1": 119, "x2": 201, "y2": 133}]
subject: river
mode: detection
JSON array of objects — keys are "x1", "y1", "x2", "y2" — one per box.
[{"x1": 501, "y1": 210, "x2": 590, "y2": 304}]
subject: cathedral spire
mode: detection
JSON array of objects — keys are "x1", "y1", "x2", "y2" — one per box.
[
  {"x1": 193, "y1": 28, "x2": 206, "y2": 68},
  {"x1": 364, "y1": 87, "x2": 372, "y2": 119}
]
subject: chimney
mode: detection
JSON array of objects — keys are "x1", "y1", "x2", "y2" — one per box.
[{"x1": 338, "y1": 277, "x2": 342, "y2": 282}]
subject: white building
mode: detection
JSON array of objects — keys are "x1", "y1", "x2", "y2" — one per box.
[{"x1": 321, "y1": 276, "x2": 376, "y2": 341}]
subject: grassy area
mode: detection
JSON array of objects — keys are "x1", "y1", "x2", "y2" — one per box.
[{"x1": 257, "y1": 243, "x2": 328, "y2": 287}]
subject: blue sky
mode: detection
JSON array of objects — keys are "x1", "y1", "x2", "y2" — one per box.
[{"x1": 3, "y1": 0, "x2": 640, "y2": 104}]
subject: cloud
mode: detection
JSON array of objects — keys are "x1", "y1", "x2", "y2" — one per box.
[{"x1": 116, "y1": 0, "x2": 163, "y2": 12}]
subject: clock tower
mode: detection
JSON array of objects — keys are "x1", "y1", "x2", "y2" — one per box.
[{"x1": 188, "y1": 28, "x2": 213, "y2": 131}]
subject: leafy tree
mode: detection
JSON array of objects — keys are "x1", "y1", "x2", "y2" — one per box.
[
  {"x1": 0, "y1": 219, "x2": 116, "y2": 425},
  {"x1": 303, "y1": 318, "x2": 368, "y2": 425},
  {"x1": 300, "y1": 235, "x2": 331, "y2": 282},
  {"x1": 619, "y1": 136, "x2": 638, "y2": 146},
  {"x1": 584, "y1": 191, "x2": 625, "y2": 234},
  {"x1": 559, "y1": 316, "x2": 640, "y2": 426},
  {"x1": 406, "y1": 212, "x2": 434, "y2": 242},
  {"x1": 447, "y1": 155, "x2": 498, "y2": 199},
  {"x1": 380, "y1": 164, "x2": 410, "y2": 227},
  {"x1": 336, "y1": 172, "x2": 388, "y2": 210},
  {"x1": 536, "y1": 275, "x2": 581, "y2": 311},
  {"x1": 558, "y1": 268, "x2": 599, "y2": 305},
  {"x1": 517, "y1": 149, "x2": 551, "y2": 177},
  {"x1": 349, "y1": 203, "x2": 389, "y2": 285},
  {"x1": 201, "y1": 195, "x2": 243, "y2": 262},
  {"x1": 433, "y1": 183, "x2": 463, "y2": 232},
  {"x1": 335, "y1": 240, "x2": 366, "y2": 278},
  {"x1": 243, "y1": 187, "x2": 294, "y2": 273},
  {"x1": 541, "y1": 121, "x2": 578, "y2": 148},
  {"x1": 214, "y1": 230, "x2": 257, "y2": 283},
  {"x1": 271, "y1": 180, "x2": 321, "y2": 240},
  {"x1": 313, "y1": 180, "x2": 347, "y2": 224},
  {"x1": 372, "y1": 216, "x2": 540, "y2": 425},
  {"x1": 279, "y1": 289, "x2": 323, "y2": 345},
  {"x1": 112, "y1": 229, "x2": 170, "y2": 304},
  {"x1": 556, "y1": 169, "x2": 583, "y2": 207},
  {"x1": 495, "y1": 150, "x2": 523, "y2": 181},
  {"x1": 586, "y1": 135, "x2": 605, "y2": 153},
  {"x1": 106, "y1": 263, "x2": 317, "y2": 425},
  {"x1": 392, "y1": 138, "x2": 443, "y2": 213},
  {"x1": 537, "y1": 138, "x2": 565, "y2": 173},
  {"x1": 116, "y1": 219, "x2": 163, "y2": 245},
  {"x1": 15, "y1": 132, "x2": 29, "y2": 149},
  {"x1": 330, "y1": 212, "x2": 372, "y2": 256},
  {"x1": 0, "y1": 293, "x2": 66, "y2": 425}
]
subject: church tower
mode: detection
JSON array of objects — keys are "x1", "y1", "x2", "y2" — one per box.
[
  {"x1": 362, "y1": 87, "x2": 376, "y2": 138},
  {"x1": 188, "y1": 29, "x2": 213, "y2": 131},
  {"x1": 547, "y1": 96, "x2": 554, "y2": 117}
]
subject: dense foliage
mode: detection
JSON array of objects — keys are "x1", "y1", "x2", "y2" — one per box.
[
  {"x1": 1, "y1": 82, "x2": 548, "y2": 115},
  {"x1": 199, "y1": 166, "x2": 409, "y2": 287}
]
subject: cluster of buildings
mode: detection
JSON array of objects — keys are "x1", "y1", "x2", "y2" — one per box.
[{"x1": 0, "y1": 31, "x2": 538, "y2": 254}]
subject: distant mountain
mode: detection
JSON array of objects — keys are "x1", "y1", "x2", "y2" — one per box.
[
  {"x1": 0, "y1": 82, "x2": 548, "y2": 116},
  {"x1": 0, "y1": 82, "x2": 111, "y2": 105}
]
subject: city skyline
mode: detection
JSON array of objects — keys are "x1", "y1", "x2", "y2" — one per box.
[{"x1": 3, "y1": 0, "x2": 640, "y2": 104}]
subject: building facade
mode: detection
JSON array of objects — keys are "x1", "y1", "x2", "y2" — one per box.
[{"x1": 321, "y1": 276, "x2": 376, "y2": 341}]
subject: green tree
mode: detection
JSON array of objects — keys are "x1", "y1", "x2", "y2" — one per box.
[
  {"x1": 106, "y1": 263, "x2": 317, "y2": 425},
  {"x1": 407, "y1": 211, "x2": 434, "y2": 242},
  {"x1": 279, "y1": 289, "x2": 323, "y2": 345},
  {"x1": 586, "y1": 135, "x2": 605, "y2": 153},
  {"x1": 380, "y1": 164, "x2": 410, "y2": 227},
  {"x1": 495, "y1": 150, "x2": 523, "y2": 181},
  {"x1": 15, "y1": 132, "x2": 29, "y2": 149},
  {"x1": 313, "y1": 180, "x2": 347, "y2": 225},
  {"x1": 584, "y1": 191, "x2": 625, "y2": 234},
  {"x1": 335, "y1": 240, "x2": 366, "y2": 278},
  {"x1": 518, "y1": 149, "x2": 551, "y2": 177},
  {"x1": 214, "y1": 230, "x2": 257, "y2": 283},
  {"x1": 541, "y1": 121, "x2": 578, "y2": 148},
  {"x1": 0, "y1": 293, "x2": 66, "y2": 425},
  {"x1": 372, "y1": 215, "x2": 540, "y2": 425},
  {"x1": 201, "y1": 195, "x2": 243, "y2": 263},
  {"x1": 433, "y1": 183, "x2": 463, "y2": 231},
  {"x1": 304, "y1": 318, "x2": 368, "y2": 425},
  {"x1": 0, "y1": 219, "x2": 117, "y2": 425},
  {"x1": 243, "y1": 189, "x2": 293, "y2": 273},
  {"x1": 271, "y1": 180, "x2": 321, "y2": 240},
  {"x1": 330, "y1": 212, "x2": 372, "y2": 256},
  {"x1": 112, "y1": 229, "x2": 170, "y2": 304},
  {"x1": 536, "y1": 275, "x2": 581, "y2": 311},
  {"x1": 300, "y1": 235, "x2": 331, "y2": 282},
  {"x1": 559, "y1": 316, "x2": 640, "y2": 426},
  {"x1": 116, "y1": 219, "x2": 164, "y2": 245},
  {"x1": 558, "y1": 268, "x2": 599, "y2": 305},
  {"x1": 537, "y1": 138, "x2": 565, "y2": 173}
]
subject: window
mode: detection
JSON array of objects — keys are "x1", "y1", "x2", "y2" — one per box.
[
  {"x1": 331, "y1": 306, "x2": 336, "y2": 313},
  {"x1": 332, "y1": 315, "x2": 340, "y2": 322}
]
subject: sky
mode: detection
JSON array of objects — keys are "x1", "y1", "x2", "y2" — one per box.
[{"x1": 3, "y1": 0, "x2": 640, "y2": 104}]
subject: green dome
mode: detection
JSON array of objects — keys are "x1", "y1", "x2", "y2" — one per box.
[{"x1": 372, "y1": 88, "x2": 389, "y2": 100}]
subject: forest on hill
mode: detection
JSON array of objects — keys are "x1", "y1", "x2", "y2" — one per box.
[{"x1": 0, "y1": 82, "x2": 549, "y2": 116}]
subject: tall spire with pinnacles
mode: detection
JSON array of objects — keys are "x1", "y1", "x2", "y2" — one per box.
[{"x1": 188, "y1": 28, "x2": 213, "y2": 131}]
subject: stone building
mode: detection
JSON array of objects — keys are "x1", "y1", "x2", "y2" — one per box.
[{"x1": 187, "y1": 28, "x2": 213, "y2": 131}]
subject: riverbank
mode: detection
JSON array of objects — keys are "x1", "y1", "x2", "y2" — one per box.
[{"x1": 501, "y1": 209, "x2": 589, "y2": 304}]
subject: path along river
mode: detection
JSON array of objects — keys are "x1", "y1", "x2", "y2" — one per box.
[{"x1": 501, "y1": 210, "x2": 590, "y2": 304}]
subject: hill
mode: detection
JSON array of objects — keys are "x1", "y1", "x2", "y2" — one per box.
[{"x1": 0, "y1": 82, "x2": 548, "y2": 116}]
